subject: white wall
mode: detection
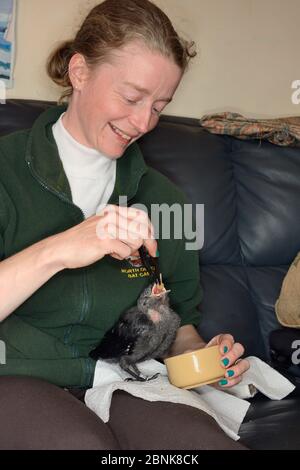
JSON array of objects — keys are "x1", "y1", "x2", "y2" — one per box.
[{"x1": 6, "y1": 0, "x2": 300, "y2": 118}]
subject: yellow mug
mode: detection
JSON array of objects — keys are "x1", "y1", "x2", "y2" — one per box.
[{"x1": 164, "y1": 345, "x2": 225, "y2": 389}]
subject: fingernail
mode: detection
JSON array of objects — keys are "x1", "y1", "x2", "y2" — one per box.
[
  {"x1": 156, "y1": 249, "x2": 160, "y2": 257},
  {"x1": 227, "y1": 370, "x2": 234, "y2": 378},
  {"x1": 219, "y1": 379, "x2": 228, "y2": 386},
  {"x1": 222, "y1": 358, "x2": 229, "y2": 367},
  {"x1": 223, "y1": 346, "x2": 228, "y2": 353}
]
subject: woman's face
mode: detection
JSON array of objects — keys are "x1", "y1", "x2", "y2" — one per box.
[{"x1": 65, "y1": 41, "x2": 183, "y2": 159}]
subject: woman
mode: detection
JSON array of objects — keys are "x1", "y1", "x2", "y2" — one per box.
[{"x1": 0, "y1": 0, "x2": 249, "y2": 449}]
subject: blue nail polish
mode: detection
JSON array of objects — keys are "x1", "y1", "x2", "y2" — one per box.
[
  {"x1": 223, "y1": 346, "x2": 228, "y2": 354},
  {"x1": 222, "y1": 358, "x2": 229, "y2": 367},
  {"x1": 219, "y1": 379, "x2": 228, "y2": 386},
  {"x1": 156, "y1": 249, "x2": 160, "y2": 257},
  {"x1": 227, "y1": 370, "x2": 234, "y2": 378}
]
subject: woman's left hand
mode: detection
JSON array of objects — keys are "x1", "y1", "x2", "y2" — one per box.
[{"x1": 205, "y1": 333, "x2": 250, "y2": 388}]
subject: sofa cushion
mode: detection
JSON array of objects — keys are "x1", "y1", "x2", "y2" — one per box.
[
  {"x1": 239, "y1": 393, "x2": 300, "y2": 449},
  {"x1": 230, "y1": 139, "x2": 300, "y2": 266}
]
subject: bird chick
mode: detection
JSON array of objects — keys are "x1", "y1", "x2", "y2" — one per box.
[{"x1": 89, "y1": 283, "x2": 181, "y2": 381}]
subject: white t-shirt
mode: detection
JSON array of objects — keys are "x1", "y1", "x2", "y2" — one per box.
[{"x1": 52, "y1": 113, "x2": 116, "y2": 218}]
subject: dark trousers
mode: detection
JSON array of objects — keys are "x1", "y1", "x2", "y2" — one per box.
[{"x1": 0, "y1": 376, "x2": 248, "y2": 450}]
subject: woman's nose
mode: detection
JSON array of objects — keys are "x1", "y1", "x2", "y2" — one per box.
[{"x1": 129, "y1": 107, "x2": 153, "y2": 134}]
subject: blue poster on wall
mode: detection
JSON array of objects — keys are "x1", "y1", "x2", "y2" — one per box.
[{"x1": 0, "y1": 0, "x2": 16, "y2": 89}]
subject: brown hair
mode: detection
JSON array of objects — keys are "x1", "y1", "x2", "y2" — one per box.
[{"x1": 47, "y1": 0, "x2": 196, "y2": 102}]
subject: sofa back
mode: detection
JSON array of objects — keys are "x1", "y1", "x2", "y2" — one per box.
[{"x1": 2, "y1": 99, "x2": 300, "y2": 360}]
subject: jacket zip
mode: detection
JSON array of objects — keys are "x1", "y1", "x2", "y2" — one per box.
[
  {"x1": 27, "y1": 160, "x2": 84, "y2": 217},
  {"x1": 27, "y1": 160, "x2": 92, "y2": 379}
]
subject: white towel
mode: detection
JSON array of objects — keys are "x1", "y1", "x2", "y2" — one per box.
[{"x1": 85, "y1": 356, "x2": 295, "y2": 441}]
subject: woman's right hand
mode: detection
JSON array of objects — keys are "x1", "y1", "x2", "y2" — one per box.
[{"x1": 48, "y1": 205, "x2": 157, "y2": 270}]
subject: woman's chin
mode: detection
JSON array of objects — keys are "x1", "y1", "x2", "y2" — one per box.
[{"x1": 96, "y1": 145, "x2": 125, "y2": 160}]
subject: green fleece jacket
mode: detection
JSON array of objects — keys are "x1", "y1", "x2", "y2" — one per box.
[{"x1": 0, "y1": 105, "x2": 202, "y2": 387}]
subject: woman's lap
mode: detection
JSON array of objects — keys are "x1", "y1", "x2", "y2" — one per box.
[
  {"x1": 0, "y1": 376, "x2": 248, "y2": 450},
  {"x1": 0, "y1": 376, "x2": 120, "y2": 450},
  {"x1": 108, "y1": 390, "x2": 248, "y2": 450}
]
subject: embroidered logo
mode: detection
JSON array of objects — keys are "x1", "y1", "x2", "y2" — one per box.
[{"x1": 121, "y1": 254, "x2": 153, "y2": 280}]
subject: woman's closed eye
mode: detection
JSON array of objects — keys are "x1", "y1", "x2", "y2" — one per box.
[{"x1": 124, "y1": 97, "x2": 162, "y2": 115}]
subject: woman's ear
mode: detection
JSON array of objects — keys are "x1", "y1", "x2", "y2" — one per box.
[{"x1": 68, "y1": 53, "x2": 90, "y2": 91}]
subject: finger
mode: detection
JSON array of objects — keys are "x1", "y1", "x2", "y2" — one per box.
[
  {"x1": 96, "y1": 213, "x2": 142, "y2": 240},
  {"x1": 115, "y1": 206, "x2": 155, "y2": 240},
  {"x1": 223, "y1": 358, "x2": 250, "y2": 380},
  {"x1": 217, "y1": 375, "x2": 243, "y2": 388},
  {"x1": 219, "y1": 358, "x2": 250, "y2": 387},
  {"x1": 116, "y1": 206, "x2": 152, "y2": 230},
  {"x1": 96, "y1": 208, "x2": 157, "y2": 257},
  {"x1": 116, "y1": 205, "x2": 144, "y2": 218},
  {"x1": 205, "y1": 334, "x2": 222, "y2": 348},
  {"x1": 110, "y1": 253, "x2": 125, "y2": 260},
  {"x1": 107, "y1": 239, "x2": 132, "y2": 260},
  {"x1": 97, "y1": 212, "x2": 153, "y2": 242},
  {"x1": 144, "y1": 237, "x2": 158, "y2": 258},
  {"x1": 97, "y1": 204, "x2": 140, "y2": 218},
  {"x1": 205, "y1": 333, "x2": 234, "y2": 352},
  {"x1": 97, "y1": 221, "x2": 140, "y2": 245},
  {"x1": 218, "y1": 334, "x2": 235, "y2": 355},
  {"x1": 126, "y1": 219, "x2": 154, "y2": 241},
  {"x1": 131, "y1": 250, "x2": 140, "y2": 257},
  {"x1": 102, "y1": 232, "x2": 151, "y2": 261},
  {"x1": 220, "y1": 342, "x2": 245, "y2": 370}
]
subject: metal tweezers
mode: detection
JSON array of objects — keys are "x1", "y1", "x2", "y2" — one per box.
[{"x1": 138, "y1": 246, "x2": 161, "y2": 285}]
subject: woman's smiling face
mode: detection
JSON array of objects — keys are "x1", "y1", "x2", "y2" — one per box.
[{"x1": 64, "y1": 41, "x2": 183, "y2": 159}]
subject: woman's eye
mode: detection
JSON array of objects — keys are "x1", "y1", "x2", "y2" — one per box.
[
  {"x1": 124, "y1": 96, "x2": 162, "y2": 116},
  {"x1": 125, "y1": 98, "x2": 138, "y2": 104}
]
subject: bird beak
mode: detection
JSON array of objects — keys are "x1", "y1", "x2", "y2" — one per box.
[{"x1": 152, "y1": 289, "x2": 171, "y2": 298}]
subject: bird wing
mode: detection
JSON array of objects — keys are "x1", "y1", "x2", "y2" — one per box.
[{"x1": 89, "y1": 322, "x2": 137, "y2": 360}]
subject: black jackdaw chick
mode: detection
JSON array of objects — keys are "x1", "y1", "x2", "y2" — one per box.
[{"x1": 89, "y1": 284, "x2": 181, "y2": 381}]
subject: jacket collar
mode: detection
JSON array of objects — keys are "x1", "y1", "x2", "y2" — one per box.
[{"x1": 25, "y1": 104, "x2": 148, "y2": 204}]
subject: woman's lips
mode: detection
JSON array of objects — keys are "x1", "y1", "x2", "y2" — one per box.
[{"x1": 109, "y1": 123, "x2": 136, "y2": 144}]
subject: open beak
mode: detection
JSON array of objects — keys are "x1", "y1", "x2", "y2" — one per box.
[{"x1": 151, "y1": 289, "x2": 171, "y2": 298}]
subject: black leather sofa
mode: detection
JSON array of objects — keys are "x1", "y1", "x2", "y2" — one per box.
[{"x1": 1, "y1": 99, "x2": 300, "y2": 450}]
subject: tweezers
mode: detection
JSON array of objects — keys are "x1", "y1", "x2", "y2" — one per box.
[{"x1": 138, "y1": 246, "x2": 161, "y2": 285}]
